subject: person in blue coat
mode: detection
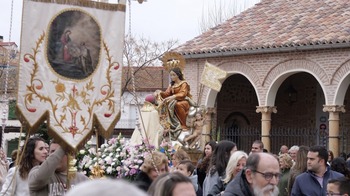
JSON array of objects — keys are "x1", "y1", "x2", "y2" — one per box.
[{"x1": 291, "y1": 145, "x2": 344, "y2": 196}]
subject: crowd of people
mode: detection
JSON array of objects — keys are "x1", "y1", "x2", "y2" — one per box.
[{"x1": 0, "y1": 136, "x2": 350, "y2": 196}]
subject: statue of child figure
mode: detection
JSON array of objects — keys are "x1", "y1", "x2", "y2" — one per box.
[{"x1": 184, "y1": 112, "x2": 206, "y2": 149}]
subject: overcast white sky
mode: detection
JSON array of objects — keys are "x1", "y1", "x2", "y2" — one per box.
[{"x1": 0, "y1": 0, "x2": 259, "y2": 46}]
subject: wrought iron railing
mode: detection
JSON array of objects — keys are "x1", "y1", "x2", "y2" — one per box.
[{"x1": 220, "y1": 126, "x2": 349, "y2": 155}]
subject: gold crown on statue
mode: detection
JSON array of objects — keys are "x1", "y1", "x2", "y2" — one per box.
[{"x1": 161, "y1": 52, "x2": 186, "y2": 72}]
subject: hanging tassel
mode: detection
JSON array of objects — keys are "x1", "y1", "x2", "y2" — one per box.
[
  {"x1": 67, "y1": 153, "x2": 77, "y2": 182},
  {"x1": 89, "y1": 129, "x2": 105, "y2": 179},
  {"x1": 90, "y1": 164, "x2": 105, "y2": 179}
]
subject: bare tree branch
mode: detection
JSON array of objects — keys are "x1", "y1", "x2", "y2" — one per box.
[
  {"x1": 122, "y1": 35, "x2": 178, "y2": 96},
  {"x1": 198, "y1": 0, "x2": 261, "y2": 33}
]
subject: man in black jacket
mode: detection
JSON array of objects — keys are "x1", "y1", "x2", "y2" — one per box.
[{"x1": 223, "y1": 153, "x2": 280, "y2": 196}]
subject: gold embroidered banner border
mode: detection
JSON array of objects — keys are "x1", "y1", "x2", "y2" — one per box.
[{"x1": 17, "y1": 0, "x2": 125, "y2": 152}]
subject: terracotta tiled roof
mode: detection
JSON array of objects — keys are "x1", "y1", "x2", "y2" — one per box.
[
  {"x1": 121, "y1": 66, "x2": 169, "y2": 92},
  {"x1": 0, "y1": 42, "x2": 17, "y2": 47},
  {"x1": 175, "y1": 0, "x2": 350, "y2": 55}
]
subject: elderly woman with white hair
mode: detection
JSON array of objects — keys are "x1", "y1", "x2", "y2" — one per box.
[{"x1": 288, "y1": 145, "x2": 299, "y2": 162}]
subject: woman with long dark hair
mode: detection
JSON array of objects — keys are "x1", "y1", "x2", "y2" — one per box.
[
  {"x1": 202, "y1": 140, "x2": 236, "y2": 196},
  {"x1": 1, "y1": 137, "x2": 47, "y2": 195},
  {"x1": 331, "y1": 157, "x2": 350, "y2": 178},
  {"x1": 196, "y1": 141, "x2": 216, "y2": 188}
]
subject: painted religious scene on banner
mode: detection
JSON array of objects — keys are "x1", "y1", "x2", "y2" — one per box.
[
  {"x1": 17, "y1": 0, "x2": 126, "y2": 151},
  {"x1": 47, "y1": 10, "x2": 101, "y2": 79}
]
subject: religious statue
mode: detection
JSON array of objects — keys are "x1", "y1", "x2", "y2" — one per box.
[
  {"x1": 184, "y1": 111, "x2": 206, "y2": 149},
  {"x1": 131, "y1": 52, "x2": 207, "y2": 148},
  {"x1": 155, "y1": 67, "x2": 196, "y2": 141}
]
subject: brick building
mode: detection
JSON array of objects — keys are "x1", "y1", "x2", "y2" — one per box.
[{"x1": 174, "y1": 0, "x2": 350, "y2": 155}]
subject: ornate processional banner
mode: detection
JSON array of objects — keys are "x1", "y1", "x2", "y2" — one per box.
[
  {"x1": 17, "y1": 0, "x2": 126, "y2": 152},
  {"x1": 200, "y1": 61, "x2": 227, "y2": 92}
]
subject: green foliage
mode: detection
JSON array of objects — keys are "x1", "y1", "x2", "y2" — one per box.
[
  {"x1": 36, "y1": 123, "x2": 50, "y2": 143},
  {"x1": 22, "y1": 122, "x2": 51, "y2": 144},
  {"x1": 216, "y1": 126, "x2": 221, "y2": 141}
]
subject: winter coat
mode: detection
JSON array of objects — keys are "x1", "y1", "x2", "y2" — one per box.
[
  {"x1": 291, "y1": 166, "x2": 343, "y2": 196},
  {"x1": 222, "y1": 170, "x2": 253, "y2": 196}
]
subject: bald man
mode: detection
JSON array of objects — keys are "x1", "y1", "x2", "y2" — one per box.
[{"x1": 223, "y1": 153, "x2": 280, "y2": 196}]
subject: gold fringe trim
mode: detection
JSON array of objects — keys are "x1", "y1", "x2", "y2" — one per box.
[
  {"x1": 30, "y1": 0, "x2": 126, "y2": 12},
  {"x1": 67, "y1": 154, "x2": 77, "y2": 181},
  {"x1": 16, "y1": 101, "x2": 121, "y2": 154}
]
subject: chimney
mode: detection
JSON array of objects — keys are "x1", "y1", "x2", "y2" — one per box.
[{"x1": 0, "y1": 36, "x2": 3, "y2": 42}]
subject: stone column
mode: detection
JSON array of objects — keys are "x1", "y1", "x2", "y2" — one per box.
[
  {"x1": 323, "y1": 105, "x2": 345, "y2": 157},
  {"x1": 256, "y1": 106, "x2": 277, "y2": 152},
  {"x1": 201, "y1": 107, "x2": 215, "y2": 150}
]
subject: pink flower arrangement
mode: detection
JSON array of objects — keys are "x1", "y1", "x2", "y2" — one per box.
[{"x1": 76, "y1": 134, "x2": 155, "y2": 180}]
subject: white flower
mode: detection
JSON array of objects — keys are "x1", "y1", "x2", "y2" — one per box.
[
  {"x1": 85, "y1": 160, "x2": 92, "y2": 168},
  {"x1": 123, "y1": 166, "x2": 129, "y2": 171},
  {"x1": 102, "y1": 144, "x2": 109, "y2": 148},
  {"x1": 106, "y1": 167, "x2": 113, "y2": 174},
  {"x1": 79, "y1": 149, "x2": 85, "y2": 154},
  {"x1": 87, "y1": 141, "x2": 92, "y2": 145},
  {"x1": 98, "y1": 159, "x2": 105, "y2": 165},
  {"x1": 105, "y1": 156, "x2": 112, "y2": 164},
  {"x1": 88, "y1": 148, "x2": 96, "y2": 155},
  {"x1": 116, "y1": 166, "x2": 121, "y2": 171}
]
